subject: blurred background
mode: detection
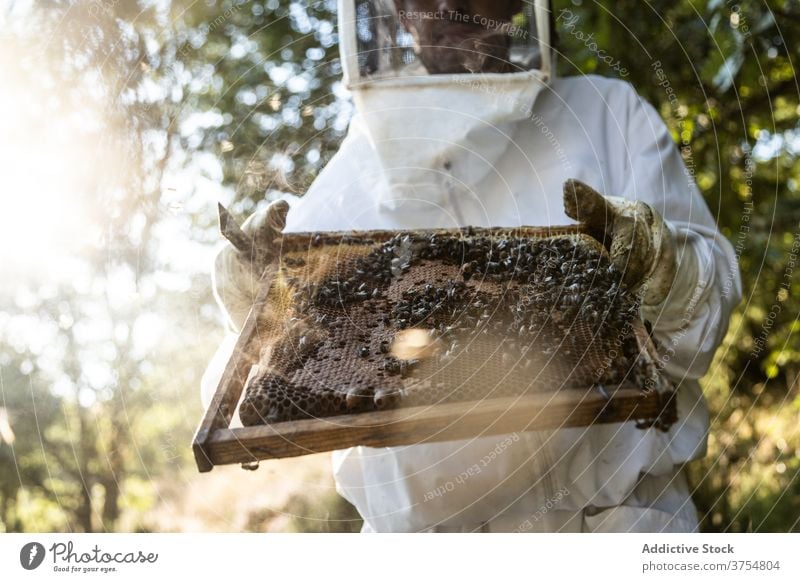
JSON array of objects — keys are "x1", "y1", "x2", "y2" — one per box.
[{"x1": 0, "y1": 0, "x2": 798, "y2": 533}]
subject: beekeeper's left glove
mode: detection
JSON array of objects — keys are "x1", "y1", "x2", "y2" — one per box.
[
  {"x1": 563, "y1": 179, "x2": 677, "y2": 308},
  {"x1": 213, "y1": 200, "x2": 290, "y2": 332}
]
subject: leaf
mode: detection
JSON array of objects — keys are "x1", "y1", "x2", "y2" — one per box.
[{"x1": 713, "y1": 51, "x2": 745, "y2": 92}]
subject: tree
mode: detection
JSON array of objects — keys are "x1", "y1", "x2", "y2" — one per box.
[{"x1": 1, "y1": 0, "x2": 216, "y2": 532}]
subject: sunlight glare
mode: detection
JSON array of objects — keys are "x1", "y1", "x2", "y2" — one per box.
[{"x1": 0, "y1": 37, "x2": 112, "y2": 276}]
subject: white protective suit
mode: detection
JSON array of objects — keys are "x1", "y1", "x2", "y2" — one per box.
[{"x1": 202, "y1": 0, "x2": 742, "y2": 532}]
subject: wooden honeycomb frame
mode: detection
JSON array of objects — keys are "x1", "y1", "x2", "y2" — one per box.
[{"x1": 192, "y1": 226, "x2": 677, "y2": 472}]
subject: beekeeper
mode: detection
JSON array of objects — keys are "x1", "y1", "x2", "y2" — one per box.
[{"x1": 204, "y1": 0, "x2": 741, "y2": 532}]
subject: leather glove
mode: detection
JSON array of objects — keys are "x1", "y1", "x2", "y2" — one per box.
[
  {"x1": 563, "y1": 179, "x2": 677, "y2": 307},
  {"x1": 213, "y1": 199, "x2": 290, "y2": 332}
]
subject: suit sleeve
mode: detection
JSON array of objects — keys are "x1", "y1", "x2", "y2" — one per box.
[{"x1": 616, "y1": 83, "x2": 742, "y2": 382}]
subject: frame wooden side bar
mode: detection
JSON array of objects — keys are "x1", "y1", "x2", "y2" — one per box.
[{"x1": 192, "y1": 266, "x2": 277, "y2": 472}]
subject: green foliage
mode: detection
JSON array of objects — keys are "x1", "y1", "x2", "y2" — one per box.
[
  {"x1": 1, "y1": 0, "x2": 215, "y2": 532},
  {"x1": 556, "y1": 0, "x2": 800, "y2": 532},
  {"x1": 169, "y1": 0, "x2": 347, "y2": 203}
]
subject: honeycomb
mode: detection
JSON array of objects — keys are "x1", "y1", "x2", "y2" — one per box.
[{"x1": 238, "y1": 227, "x2": 661, "y2": 426}]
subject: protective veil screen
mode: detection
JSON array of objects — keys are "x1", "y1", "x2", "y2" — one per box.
[{"x1": 353, "y1": 0, "x2": 544, "y2": 78}]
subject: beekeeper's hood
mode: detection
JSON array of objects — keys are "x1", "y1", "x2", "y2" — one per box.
[{"x1": 338, "y1": 0, "x2": 553, "y2": 212}]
